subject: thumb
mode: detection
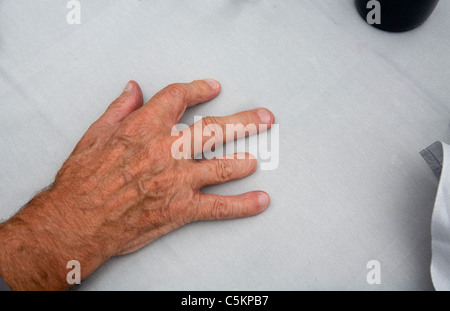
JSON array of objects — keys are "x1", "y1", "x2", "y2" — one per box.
[{"x1": 99, "y1": 81, "x2": 144, "y2": 126}]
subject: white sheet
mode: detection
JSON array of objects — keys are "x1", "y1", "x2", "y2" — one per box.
[{"x1": 1, "y1": 0, "x2": 450, "y2": 290}]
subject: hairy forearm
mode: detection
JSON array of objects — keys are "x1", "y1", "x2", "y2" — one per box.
[
  {"x1": 0, "y1": 189, "x2": 104, "y2": 291},
  {"x1": 0, "y1": 190, "x2": 69, "y2": 290}
]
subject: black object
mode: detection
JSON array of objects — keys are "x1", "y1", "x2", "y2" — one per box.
[{"x1": 355, "y1": 0, "x2": 440, "y2": 32}]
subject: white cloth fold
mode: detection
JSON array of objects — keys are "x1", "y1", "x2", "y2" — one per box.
[{"x1": 421, "y1": 142, "x2": 450, "y2": 291}]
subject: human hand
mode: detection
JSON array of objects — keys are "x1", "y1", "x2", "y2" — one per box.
[{"x1": 0, "y1": 79, "x2": 275, "y2": 290}]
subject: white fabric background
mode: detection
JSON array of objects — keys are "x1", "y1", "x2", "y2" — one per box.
[{"x1": 1, "y1": 0, "x2": 449, "y2": 290}]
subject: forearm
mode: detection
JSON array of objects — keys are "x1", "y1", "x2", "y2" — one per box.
[
  {"x1": 0, "y1": 190, "x2": 68, "y2": 290},
  {"x1": 0, "y1": 189, "x2": 104, "y2": 291}
]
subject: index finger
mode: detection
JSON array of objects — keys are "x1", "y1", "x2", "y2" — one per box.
[{"x1": 144, "y1": 79, "x2": 221, "y2": 126}]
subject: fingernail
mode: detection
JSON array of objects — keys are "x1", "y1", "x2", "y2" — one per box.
[
  {"x1": 257, "y1": 109, "x2": 272, "y2": 124},
  {"x1": 124, "y1": 81, "x2": 133, "y2": 92},
  {"x1": 247, "y1": 153, "x2": 257, "y2": 160},
  {"x1": 203, "y1": 78, "x2": 220, "y2": 89},
  {"x1": 258, "y1": 192, "x2": 270, "y2": 209}
]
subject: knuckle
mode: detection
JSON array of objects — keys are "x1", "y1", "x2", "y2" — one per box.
[
  {"x1": 215, "y1": 160, "x2": 235, "y2": 181},
  {"x1": 193, "y1": 81, "x2": 208, "y2": 96},
  {"x1": 211, "y1": 197, "x2": 230, "y2": 219},
  {"x1": 202, "y1": 116, "x2": 222, "y2": 128},
  {"x1": 165, "y1": 84, "x2": 187, "y2": 100}
]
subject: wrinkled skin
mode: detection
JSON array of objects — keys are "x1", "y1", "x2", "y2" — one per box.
[{"x1": 0, "y1": 79, "x2": 275, "y2": 290}]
